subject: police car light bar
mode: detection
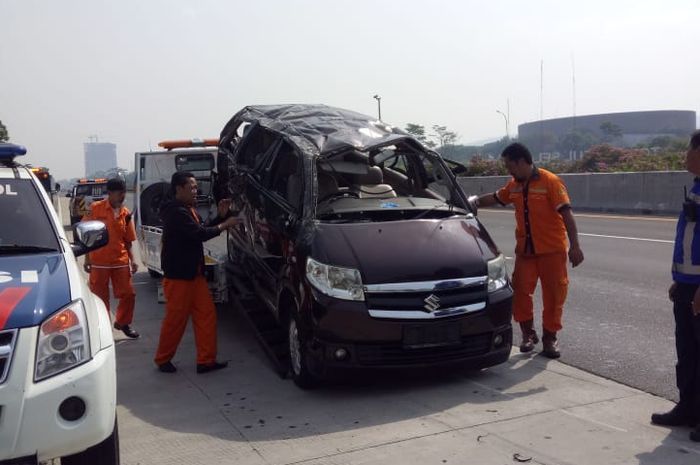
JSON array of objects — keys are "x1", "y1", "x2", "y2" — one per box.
[
  {"x1": 158, "y1": 138, "x2": 219, "y2": 150},
  {"x1": 0, "y1": 143, "x2": 28, "y2": 160}
]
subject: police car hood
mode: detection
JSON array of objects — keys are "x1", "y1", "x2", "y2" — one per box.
[{"x1": 0, "y1": 253, "x2": 71, "y2": 330}]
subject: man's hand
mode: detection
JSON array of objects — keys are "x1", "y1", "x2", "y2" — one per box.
[
  {"x1": 568, "y1": 245, "x2": 584, "y2": 268},
  {"x1": 217, "y1": 198, "x2": 233, "y2": 218},
  {"x1": 219, "y1": 216, "x2": 239, "y2": 231},
  {"x1": 668, "y1": 282, "x2": 678, "y2": 302},
  {"x1": 693, "y1": 286, "x2": 700, "y2": 316},
  {"x1": 130, "y1": 261, "x2": 138, "y2": 274},
  {"x1": 83, "y1": 263, "x2": 91, "y2": 273}
]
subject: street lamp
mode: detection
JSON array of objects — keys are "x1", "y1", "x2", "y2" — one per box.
[
  {"x1": 496, "y1": 109, "x2": 509, "y2": 139},
  {"x1": 373, "y1": 94, "x2": 382, "y2": 120}
]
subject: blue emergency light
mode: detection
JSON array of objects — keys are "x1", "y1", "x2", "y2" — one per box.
[{"x1": 0, "y1": 143, "x2": 27, "y2": 160}]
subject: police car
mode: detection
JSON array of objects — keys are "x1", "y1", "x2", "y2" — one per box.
[{"x1": 0, "y1": 143, "x2": 119, "y2": 464}]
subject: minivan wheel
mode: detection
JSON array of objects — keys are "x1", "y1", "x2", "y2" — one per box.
[
  {"x1": 288, "y1": 313, "x2": 318, "y2": 389},
  {"x1": 61, "y1": 416, "x2": 119, "y2": 465}
]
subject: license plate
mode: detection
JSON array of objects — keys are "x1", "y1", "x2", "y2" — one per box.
[{"x1": 403, "y1": 323, "x2": 461, "y2": 349}]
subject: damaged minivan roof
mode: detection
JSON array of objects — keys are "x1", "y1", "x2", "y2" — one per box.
[{"x1": 220, "y1": 104, "x2": 422, "y2": 158}]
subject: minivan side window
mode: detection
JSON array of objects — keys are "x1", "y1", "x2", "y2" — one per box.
[
  {"x1": 236, "y1": 126, "x2": 279, "y2": 179},
  {"x1": 265, "y1": 141, "x2": 302, "y2": 211}
]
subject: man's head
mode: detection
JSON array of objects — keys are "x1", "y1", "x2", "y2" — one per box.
[
  {"x1": 106, "y1": 177, "x2": 126, "y2": 208},
  {"x1": 686, "y1": 130, "x2": 700, "y2": 177},
  {"x1": 501, "y1": 142, "x2": 534, "y2": 182},
  {"x1": 171, "y1": 171, "x2": 197, "y2": 206}
]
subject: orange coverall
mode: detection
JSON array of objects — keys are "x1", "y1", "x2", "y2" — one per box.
[
  {"x1": 83, "y1": 199, "x2": 136, "y2": 326},
  {"x1": 496, "y1": 166, "x2": 571, "y2": 332}
]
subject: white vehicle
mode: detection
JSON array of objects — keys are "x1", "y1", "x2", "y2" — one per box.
[
  {"x1": 0, "y1": 143, "x2": 118, "y2": 464},
  {"x1": 134, "y1": 139, "x2": 227, "y2": 302}
]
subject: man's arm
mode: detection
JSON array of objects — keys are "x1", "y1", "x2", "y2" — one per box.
[
  {"x1": 560, "y1": 207, "x2": 584, "y2": 267},
  {"x1": 475, "y1": 192, "x2": 503, "y2": 208}
]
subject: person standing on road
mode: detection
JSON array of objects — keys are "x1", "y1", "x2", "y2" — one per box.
[
  {"x1": 154, "y1": 171, "x2": 239, "y2": 374},
  {"x1": 471, "y1": 142, "x2": 584, "y2": 358},
  {"x1": 82, "y1": 177, "x2": 140, "y2": 338},
  {"x1": 651, "y1": 130, "x2": 700, "y2": 442}
]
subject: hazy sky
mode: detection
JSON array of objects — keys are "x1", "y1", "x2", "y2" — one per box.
[{"x1": 1, "y1": 0, "x2": 698, "y2": 179}]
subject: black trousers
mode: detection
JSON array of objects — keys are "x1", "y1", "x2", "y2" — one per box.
[{"x1": 673, "y1": 282, "x2": 700, "y2": 418}]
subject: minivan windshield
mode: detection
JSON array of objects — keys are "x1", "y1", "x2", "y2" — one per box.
[
  {"x1": 315, "y1": 143, "x2": 467, "y2": 222},
  {"x1": 0, "y1": 179, "x2": 60, "y2": 253}
]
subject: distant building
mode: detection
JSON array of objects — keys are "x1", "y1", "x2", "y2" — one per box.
[
  {"x1": 518, "y1": 110, "x2": 697, "y2": 162},
  {"x1": 84, "y1": 142, "x2": 117, "y2": 177}
]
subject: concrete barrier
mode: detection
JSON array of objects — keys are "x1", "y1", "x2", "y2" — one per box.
[{"x1": 457, "y1": 171, "x2": 694, "y2": 216}]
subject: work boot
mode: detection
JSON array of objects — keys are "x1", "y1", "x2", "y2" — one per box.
[
  {"x1": 541, "y1": 330, "x2": 561, "y2": 359},
  {"x1": 196, "y1": 361, "x2": 228, "y2": 374},
  {"x1": 157, "y1": 361, "x2": 177, "y2": 373},
  {"x1": 518, "y1": 320, "x2": 539, "y2": 353},
  {"x1": 651, "y1": 405, "x2": 696, "y2": 427},
  {"x1": 114, "y1": 322, "x2": 140, "y2": 339}
]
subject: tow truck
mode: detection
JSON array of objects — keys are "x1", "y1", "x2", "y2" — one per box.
[
  {"x1": 67, "y1": 178, "x2": 108, "y2": 225},
  {"x1": 29, "y1": 166, "x2": 61, "y2": 217},
  {"x1": 134, "y1": 139, "x2": 227, "y2": 303}
]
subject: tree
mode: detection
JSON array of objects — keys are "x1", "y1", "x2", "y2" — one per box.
[
  {"x1": 0, "y1": 120, "x2": 8, "y2": 142},
  {"x1": 431, "y1": 125, "x2": 459, "y2": 151},
  {"x1": 404, "y1": 123, "x2": 436, "y2": 149},
  {"x1": 600, "y1": 121, "x2": 622, "y2": 143}
]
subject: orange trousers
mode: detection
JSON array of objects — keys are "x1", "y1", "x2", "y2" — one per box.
[
  {"x1": 154, "y1": 276, "x2": 217, "y2": 365},
  {"x1": 89, "y1": 266, "x2": 135, "y2": 326},
  {"x1": 511, "y1": 252, "x2": 569, "y2": 333}
]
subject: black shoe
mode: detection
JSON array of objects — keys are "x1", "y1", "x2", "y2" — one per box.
[
  {"x1": 158, "y1": 361, "x2": 177, "y2": 373},
  {"x1": 690, "y1": 425, "x2": 700, "y2": 442},
  {"x1": 196, "y1": 361, "x2": 228, "y2": 374},
  {"x1": 651, "y1": 407, "x2": 694, "y2": 427},
  {"x1": 114, "y1": 322, "x2": 140, "y2": 339}
]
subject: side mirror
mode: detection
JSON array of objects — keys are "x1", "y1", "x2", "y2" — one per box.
[
  {"x1": 467, "y1": 195, "x2": 479, "y2": 216},
  {"x1": 71, "y1": 221, "x2": 109, "y2": 257}
]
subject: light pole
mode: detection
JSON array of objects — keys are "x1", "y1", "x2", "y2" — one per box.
[
  {"x1": 496, "y1": 109, "x2": 509, "y2": 139},
  {"x1": 373, "y1": 94, "x2": 382, "y2": 120}
]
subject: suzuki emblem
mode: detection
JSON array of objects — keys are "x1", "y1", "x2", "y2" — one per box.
[{"x1": 423, "y1": 294, "x2": 441, "y2": 312}]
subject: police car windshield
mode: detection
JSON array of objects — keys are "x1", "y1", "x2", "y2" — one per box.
[{"x1": 0, "y1": 179, "x2": 60, "y2": 252}]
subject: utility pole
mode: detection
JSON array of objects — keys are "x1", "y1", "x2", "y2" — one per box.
[
  {"x1": 373, "y1": 94, "x2": 382, "y2": 120},
  {"x1": 496, "y1": 110, "x2": 509, "y2": 140}
]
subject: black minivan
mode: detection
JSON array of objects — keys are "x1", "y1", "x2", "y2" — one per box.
[{"x1": 217, "y1": 104, "x2": 513, "y2": 387}]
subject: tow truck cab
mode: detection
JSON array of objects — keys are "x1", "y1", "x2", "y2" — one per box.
[
  {"x1": 68, "y1": 178, "x2": 108, "y2": 225},
  {"x1": 134, "y1": 139, "x2": 227, "y2": 302}
]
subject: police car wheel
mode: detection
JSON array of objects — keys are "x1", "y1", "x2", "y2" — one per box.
[
  {"x1": 61, "y1": 416, "x2": 119, "y2": 465},
  {"x1": 288, "y1": 312, "x2": 319, "y2": 389}
]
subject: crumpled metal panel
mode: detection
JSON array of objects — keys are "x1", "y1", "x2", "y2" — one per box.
[{"x1": 220, "y1": 104, "x2": 417, "y2": 158}]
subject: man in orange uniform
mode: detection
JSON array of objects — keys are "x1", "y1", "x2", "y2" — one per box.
[
  {"x1": 474, "y1": 143, "x2": 584, "y2": 358},
  {"x1": 154, "y1": 171, "x2": 239, "y2": 374},
  {"x1": 82, "y1": 177, "x2": 139, "y2": 338}
]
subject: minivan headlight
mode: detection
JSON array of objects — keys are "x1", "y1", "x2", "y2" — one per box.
[
  {"x1": 35, "y1": 300, "x2": 91, "y2": 381},
  {"x1": 487, "y1": 254, "x2": 508, "y2": 292},
  {"x1": 306, "y1": 258, "x2": 365, "y2": 301}
]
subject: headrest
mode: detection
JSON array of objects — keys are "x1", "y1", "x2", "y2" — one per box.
[{"x1": 357, "y1": 165, "x2": 383, "y2": 185}]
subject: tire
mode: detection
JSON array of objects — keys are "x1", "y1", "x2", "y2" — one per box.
[
  {"x1": 139, "y1": 182, "x2": 171, "y2": 226},
  {"x1": 288, "y1": 311, "x2": 319, "y2": 389},
  {"x1": 147, "y1": 268, "x2": 162, "y2": 278},
  {"x1": 62, "y1": 417, "x2": 119, "y2": 465}
]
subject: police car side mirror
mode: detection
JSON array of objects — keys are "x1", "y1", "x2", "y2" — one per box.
[{"x1": 71, "y1": 221, "x2": 109, "y2": 257}]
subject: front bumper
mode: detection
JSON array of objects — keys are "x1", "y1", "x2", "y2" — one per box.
[
  {"x1": 305, "y1": 286, "x2": 513, "y2": 371},
  {"x1": 0, "y1": 327, "x2": 116, "y2": 462}
]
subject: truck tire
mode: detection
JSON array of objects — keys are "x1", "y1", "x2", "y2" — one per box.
[
  {"x1": 288, "y1": 311, "x2": 319, "y2": 389},
  {"x1": 61, "y1": 417, "x2": 119, "y2": 465},
  {"x1": 140, "y1": 182, "x2": 170, "y2": 226}
]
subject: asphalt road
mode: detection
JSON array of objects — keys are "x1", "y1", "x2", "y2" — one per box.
[{"x1": 477, "y1": 208, "x2": 680, "y2": 402}]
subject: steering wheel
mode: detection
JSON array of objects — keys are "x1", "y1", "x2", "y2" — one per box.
[{"x1": 318, "y1": 190, "x2": 360, "y2": 204}]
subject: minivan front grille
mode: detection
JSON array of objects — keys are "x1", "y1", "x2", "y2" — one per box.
[
  {"x1": 364, "y1": 276, "x2": 488, "y2": 313},
  {"x1": 0, "y1": 329, "x2": 18, "y2": 384}
]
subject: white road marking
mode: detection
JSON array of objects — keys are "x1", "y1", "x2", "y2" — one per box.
[
  {"x1": 480, "y1": 208, "x2": 676, "y2": 222},
  {"x1": 579, "y1": 233, "x2": 673, "y2": 244}
]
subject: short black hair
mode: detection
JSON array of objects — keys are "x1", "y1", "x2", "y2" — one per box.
[
  {"x1": 691, "y1": 130, "x2": 700, "y2": 151},
  {"x1": 501, "y1": 142, "x2": 533, "y2": 165},
  {"x1": 171, "y1": 171, "x2": 195, "y2": 192},
  {"x1": 106, "y1": 177, "x2": 126, "y2": 192}
]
